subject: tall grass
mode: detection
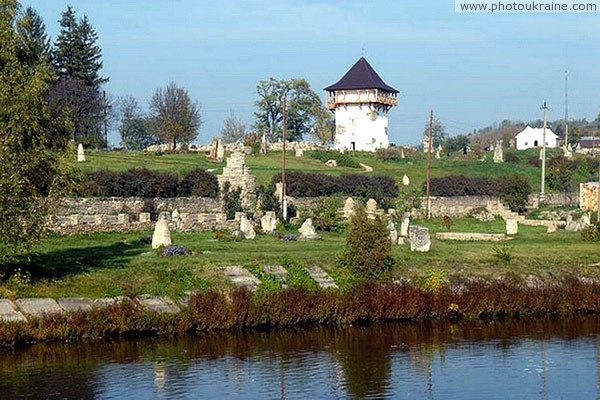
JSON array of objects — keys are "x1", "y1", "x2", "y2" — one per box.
[{"x1": 3, "y1": 276, "x2": 600, "y2": 347}]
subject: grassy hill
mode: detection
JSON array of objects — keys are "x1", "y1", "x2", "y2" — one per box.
[{"x1": 70, "y1": 147, "x2": 588, "y2": 193}]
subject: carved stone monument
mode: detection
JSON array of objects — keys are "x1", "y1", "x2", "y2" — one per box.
[
  {"x1": 299, "y1": 218, "x2": 320, "y2": 240},
  {"x1": 77, "y1": 143, "x2": 85, "y2": 162},
  {"x1": 151, "y1": 215, "x2": 172, "y2": 249},
  {"x1": 408, "y1": 225, "x2": 430, "y2": 252}
]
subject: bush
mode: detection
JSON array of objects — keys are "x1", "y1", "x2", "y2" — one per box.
[
  {"x1": 178, "y1": 169, "x2": 219, "y2": 197},
  {"x1": 257, "y1": 184, "x2": 280, "y2": 212},
  {"x1": 581, "y1": 223, "x2": 600, "y2": 241},
  {"x1": 222, "y1": 181, "x2": 242, "y2": 220},
  {"x1": 426, "y1": 174, "x2": 531, "y2": 212},
  {"x1": 375, "y1": 147, "x2": 405, "y2": 161},
  {"x1": 272, "y1": 172, "x2": 398, "y2": 203},
  {"x1": 80, "y1": 168, "x2": 219, "y2": 198},
  {"x1": 309, "y1": 150, "x2": 361, "y2": 168},
  {"x1": 338, "y1": 206, "x2": 394, "y2": 279},
  {"x1": 504, "y1": 152, "x2": 519, "y2": 163},
  {"x1": 527, "y1": 156, "x2": 542, "y2": 167},
  {"x1": 310, "y1": 197, "x2": 346, "y2": 232}
]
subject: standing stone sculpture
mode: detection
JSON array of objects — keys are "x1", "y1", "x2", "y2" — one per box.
[
  {"x1": 295, "y1": 147, "x2": 304, "y2": 157},
  {"x1": 435, "y1": 145, "x2": 442, "y2": 159},
  {"x1": 239, "y1": 215, "x2": 256, "y2": 239},
  {"x1": 400, "y1": 212, "x2": 410, "y2": 237},
  {"x1": 216, "y1": 139, "x2": 225, "y2": 162},
  {"x1": 260, "y1": 211, "x2": 277, "y2": 233},
  {"x1": 387, "y1": 220, "x2": 398, "y2": 244},
  {"x1": 505, "y1": 218, "x2": 518, "y2": 235},
  {"x1": 209, "y1": 138, "x2": 218, "y2": 158},
  {"x1": 400, "y1": 147, "x2": 405, "y2": 159},
  {"x1": 172, "y1": 209, "x2": 181, "y2": 230},
  {"x1": 408, "y1": 225, "x2": 431, "y2": 252},
  {"x1": 77, "y1": 143, "x2": 86, "y2": 162},
  {"x1": 493, "y1": 140, "x2": 504, "y2": 163},
  {"x1": 217, "y1": 150, "x2": 257, "y2": 208},
  {"x1": 151, "y1": 215, "x2": 172, "y2": 249},
  {"x1": 299, "y1": 218, "x2": 320, "y2": 239},
  {"x1": 402, "y1": 174, "x2": 410, "y2": 186},
  {"x1": 366, "y1": 198, "x2": 378, "y2": 214},
  {"x1": 343, "y1": 197, "x2": 355, "y2": 219}
]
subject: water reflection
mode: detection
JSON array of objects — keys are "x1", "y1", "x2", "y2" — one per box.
[{"x1": 1, "y1": 315, "x2": 600, "y2": 399}]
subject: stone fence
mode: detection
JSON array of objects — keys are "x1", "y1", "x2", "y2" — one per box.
[{"x1": 56, "y1": 197, "x2": 221, "y2": 216}]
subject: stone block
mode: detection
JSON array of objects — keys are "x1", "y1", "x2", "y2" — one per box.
[
  {"x1": 408, "y1": 225, "x2": 431, "y2": 252},
  {"x1": 505, "y1": 218, "x2": 518, "y2": 235},
  {"x1": 262, "y1": 265, "x2": 288, "y2": 285},
  {"x1": 15, "y1": 298, "x2": 63, "y2": 317},
  {"x1": 223, "y1": 266, "x2": 261, "y2": 291},
  {"x1": 136, "y1": 295, "x2": 180, "y2": 314},
  {"x1": 0, "y1": 299, "x2": 27, "y2": 322},
  {"x1": 117, "y1": 213, "x2": 130, "y2": 224},
  {"x1": 93, "y1": 296, "x2": 128, "y2": 308},
  {"x1": 139, "y1": 212, "x2": 151, "y2": 223},
  {"x1": 305, "y1": 265, "x2": 338, "y2": 289},
  {"x1": 58, "y1": 297, "x2": 94, "y2": 312}
]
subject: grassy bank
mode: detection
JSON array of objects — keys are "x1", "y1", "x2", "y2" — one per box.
[
  {"x1": 2, "y1": 277, "x2": 600, "y2": 347},
  {"x1": 71, "y1": 148, "x2": 578, "y2": 189},
  {"x1": 1, "y1": 217, "x2": 599, "y2": 300}
]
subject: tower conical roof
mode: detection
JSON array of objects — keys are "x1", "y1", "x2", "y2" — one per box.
[{"x1": 324, "y1": 57, "x2": 398, "y2": 93}]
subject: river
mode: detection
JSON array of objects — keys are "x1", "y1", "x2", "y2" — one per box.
[{"x1": 2, "y1": 315, "x2": 600, "y2": 399}]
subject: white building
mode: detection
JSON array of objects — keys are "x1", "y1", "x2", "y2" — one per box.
[
  {"x1": 515, "y1": 125, "x2": 560, "y2": 150},
  {"x1": 324, "y1": 57, "x2": 398, "y2": 152}
]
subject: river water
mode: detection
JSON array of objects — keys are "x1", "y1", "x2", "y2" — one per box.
[{"x1": 2, "y1": 316, "x2": 600, "y2": 399}]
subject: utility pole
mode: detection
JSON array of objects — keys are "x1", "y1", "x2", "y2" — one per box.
[
  {"x1": 564, "y1": 71, "x2": 569, "y2": 150},
  {"x1": 426, "y1": 110, "x2": 433, "y2": 219},
  {"x1": 281, "y1": 94, "x2": 288, "y2": 220},
  {"x1": 540, "y1": 101, "x2": 549, "y2": 203},
  {"x1": 103, "y1": 90, "x2": 108, "y2": 150}
]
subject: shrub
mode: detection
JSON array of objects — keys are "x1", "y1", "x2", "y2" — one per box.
[
  {"x1": 272, "y1": 172, "x2": 398, "y2": 202},
  {"x1": 426, "y1": 174, "x2": 531, "y2": 212},
  {"x1": 492, "y1": 244, "x2": 515, "y2": 263},
  {"x1": 546, "y1": 156, "x2": 576, "y2": 194},
  {"x1": 418, "y1": 269, "x2": 449, "y2": 292},
  {"x1": 161, "y1": 246, "x2": 189, "y2": 256},
  {"x1": 257, "y1": 184, "x2": 280, "y2": 212},
  {"x1": 581, "y1": 223, "x2": 600, "y2": 241},
  {"x1": 375, "y1": 146, "x2": 405, "y2": 161},
  {"x1": 222, "y1": 181, "x2": 242, "y2": 220},
  {"x1": 527, "y1": 156, "x2": 542, "y2": 167},
  {"x1": 309, "y1": 150, "x2": 361, "y2": 168},
  {"x1": 338, "y1": 206, "x2": 394, "y2": 279},
  {"x1": 178, "y1": 169, "x2": 219, "y2": 197},
  {"x1": 310, "y1": 197, "x2": 346, "y2": 232},
  {"x1": 80, "y1": 168, "x2": 217, "y2": 198},
  {"x1": 504, "y1": 152, "x2": 519, "y2": 163}
]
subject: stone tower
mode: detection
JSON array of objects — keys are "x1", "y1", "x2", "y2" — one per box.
[{"x1": 324, "y1": 57, "x2": 398, "y2": 152}]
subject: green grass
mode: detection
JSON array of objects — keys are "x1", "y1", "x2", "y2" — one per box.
[
  {"x1": 71, "y1": 147, "x2": 587, "y2": 190},
  {"x1": 3, "y1": 217, "x2": 600, "y2": 299}
]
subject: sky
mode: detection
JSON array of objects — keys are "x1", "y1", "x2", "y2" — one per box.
[{"x1": 25, "y1": 0, "x2": 600, "y2": 146}]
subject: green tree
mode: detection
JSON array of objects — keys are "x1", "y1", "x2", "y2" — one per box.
[
  {"x1": 423, "y1": 116, "x2": 447, "y2": 149},
  {"x1": 51, "y1": 6, "x2": 109, "y2": 146},
  {"x1": 0, "y1": 0, "x2": 73, "y2": 262},
  {"x1": 118, "y1": 95, "x2": 157, "y2": 150},
  {"x1": 338, "y1": 206, "x2": 394, "y2": 279},
  {"x1": 148, "y1": 82, "x2": 201, "y2": 149},
  {"x1": 444, "y1": 134, "x2": 470, "y2": 153},
  {"x1": 547, "y1": 156, "x2": 574, "y2": 195},
  {"x1": 312, "y1": 106, "x2": 334, "y2": 144},
  {"x1": 220, "y1": 112, "x2": 247, "y2": 144},
  {"x1": 253, "y1": 77, "x2": 325, "y2": 142},
  {"x1": 16, "y1": 6, "x2": 51, "y2": 66}
]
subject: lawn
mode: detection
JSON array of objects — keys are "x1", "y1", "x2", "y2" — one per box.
[
  {"x1": 70, "y1": 147, "x2": 585, "y2": 191},
  {"x1": 3, "y1": 217, "x2": 599, "y2": 300}
]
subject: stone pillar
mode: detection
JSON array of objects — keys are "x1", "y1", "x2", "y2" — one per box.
[
  {"x1": 139, "y1": 212, "x2": 151, "y2": 223},
  {"x1": 151, "y1": 216, "x2": 172, "y2": 249},
  {"x1": 409, "y1": 225, "x2": 430, "y2": 252},
  {"x1": 117, "y1": 213, "x2": 130, "y2": 224},
  {"x1": 505, "y1": 218, "x2": 518, "y2": 235},
  {"x1": 400, "y1": 212, "x2": 410, "y2": 237}
]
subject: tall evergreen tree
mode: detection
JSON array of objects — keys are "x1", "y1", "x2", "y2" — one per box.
[
  {"x1": 51, "y1": 6, "x2": 109, "y2": 146},
  {"x1": 16, "y1": 6, "x2": 51, "y2": 66}
]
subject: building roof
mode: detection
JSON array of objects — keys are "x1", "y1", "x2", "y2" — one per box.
[
  {"x1": 515, "y1": 125, "x2": 559, "y2": 139},
  {"x1": 324, "y1": 57, "x2": 398, "y2": 93},
  {"x1": 579, "y1": 136, "x2": 600, "y2": 148}
]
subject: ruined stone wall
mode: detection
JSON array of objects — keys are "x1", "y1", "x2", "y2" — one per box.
[
  {"x1": 580, "y1": 182, "x2": 599, "y2": 211},
  {"x1": 424, "y1": 196, "x2": 497, "y2": 218},
  {"x1": 55, "y1": 197, "x2": 221, "y2": 216}
]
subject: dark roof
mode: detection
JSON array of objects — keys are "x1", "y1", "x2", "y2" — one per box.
[{"x1": 324, "y1": 57, "x2": 398, "y2": 93}]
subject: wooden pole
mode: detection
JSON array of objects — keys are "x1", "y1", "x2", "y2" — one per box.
[
  {"x1": 426, "y1": 110, "x2": 433, "y2": 219},
  {"x1": 282, "y1": 95, "x2": 288, "y2": 220},
  {"x1": 540, "y1": 102, "x2": 549, "y2": 202}
]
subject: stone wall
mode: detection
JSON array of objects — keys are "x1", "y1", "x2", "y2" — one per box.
[
  {"x1": 55, "y1": 197, "x2": 221, "y2": 216},
  {"x1": 425, "y1": 196, "x2": 497, "y2": 218},
  {"x1": 580, "y1": 182, "x2": 599, "y2": 211},
  {"x1": 528, "y1": 192, "x2": 578, "y2": 208}
]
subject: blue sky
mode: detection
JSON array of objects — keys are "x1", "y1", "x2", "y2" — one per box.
[{"x1": 25, "y1": 0, "x2": 600, "y2": 145}]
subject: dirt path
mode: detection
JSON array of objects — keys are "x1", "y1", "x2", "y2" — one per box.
[{"x1": 359, "y1": 163, "x2": 373, "y2": 172}]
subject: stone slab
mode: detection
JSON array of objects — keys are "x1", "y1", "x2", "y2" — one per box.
[
  {"x1": 136, "y1": 295, "x2": 180, "y2": 314},
  {"x1": 262, "y1": 265, "x2": 288, "y2": 285},
  {"x1": 15, "y1": 298, "x2": 63, "y2": 317},
  {"x1": 0, "y1": 299, "x2": 27, "y2": 322},
  {"x1": 58, "y1": 297, "x2": 94, "y2": 312},
  {"x1": 93, "y1": 296, "x2": 128, "y2": 308},
  {"x1": 520, "y1": 219, "x2": 566, "y2": 227},
  {"x1": 305, "y1": 265, "x2": 338, "y2": 289},
  {"x1": 223, "y1": 266, "x2": 261, "y2": 291},
  {"x1": 435, "y1": 232, "x2": 511, "y2": 242}
]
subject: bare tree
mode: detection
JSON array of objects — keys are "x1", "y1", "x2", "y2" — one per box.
[
  {"x1": 220, "y1": 112, "x2": 247, "y2": 144},
  {"x1": 148, "y1": 82, "x2": 201, "y2": 149}
]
